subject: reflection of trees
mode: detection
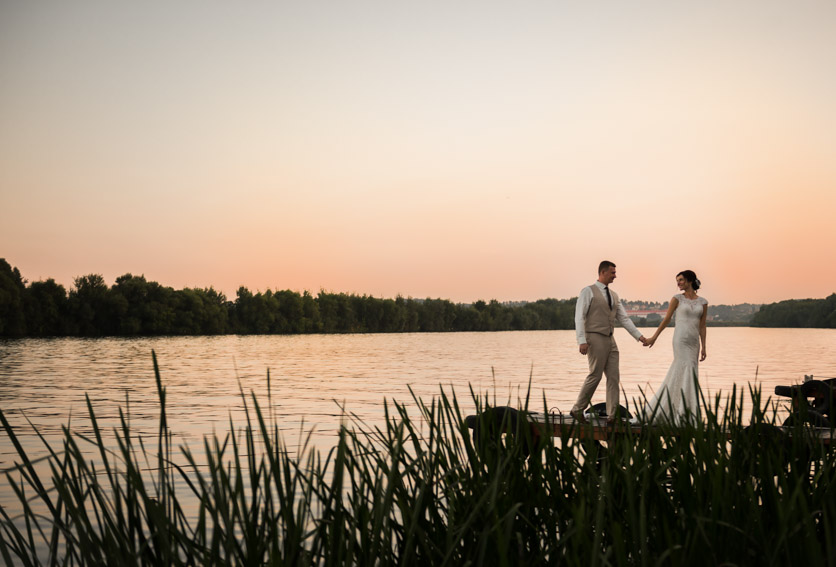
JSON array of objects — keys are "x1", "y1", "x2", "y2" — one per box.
[{"x1": 0, "y1": 258, "x2": 581, "y2": 337}]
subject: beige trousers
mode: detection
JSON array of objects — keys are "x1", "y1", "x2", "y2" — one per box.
[{"x1": 571, "y1": 333, "x2": 620, "y2": 417}]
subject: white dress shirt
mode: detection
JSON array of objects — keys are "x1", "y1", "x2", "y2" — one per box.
[{"x1": 575, "y1": 281, "x2": 643, "y2": 345}]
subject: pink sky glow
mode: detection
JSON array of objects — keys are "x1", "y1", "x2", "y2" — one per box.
[{"x1": 2, "y1": 2, "x2": 835, "y2": 306}]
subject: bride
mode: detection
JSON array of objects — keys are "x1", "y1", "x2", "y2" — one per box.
[{"x1": 643, "y1": 270, "x2": 707, "y2": 424}]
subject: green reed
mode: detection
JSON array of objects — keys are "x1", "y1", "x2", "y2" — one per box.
[{"x1": 1, "y1": 354, "x2": 835, "y2": 566}]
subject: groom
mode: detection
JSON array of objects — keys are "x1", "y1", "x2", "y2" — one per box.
[{"x1": 571, "y1": 260, "x2": 647, "y2": 423}]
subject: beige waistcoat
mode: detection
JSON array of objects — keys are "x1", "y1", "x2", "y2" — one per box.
[{"x1": 585, "y1": 285, "x2": 618, "y2": 337}]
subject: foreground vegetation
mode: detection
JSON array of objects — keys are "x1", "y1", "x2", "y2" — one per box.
[{"x1": 1, "y1": 356, "x2": 835, "y2": 565}]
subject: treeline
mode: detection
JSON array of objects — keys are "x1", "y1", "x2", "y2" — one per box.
[
  {"x1": 751, "y1": 294, "x2": 836, "y2": 328},
  {"x1": 709, "y1": 303, "x2": 761, "y2": 324},
  {"x1": 0, "y1": 259, "x2": 576, "y2": 337}
]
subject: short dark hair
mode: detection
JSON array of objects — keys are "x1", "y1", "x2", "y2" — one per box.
[
  {"x1": 598, "y1": 260, "x2": 616, "y2": 274},
  {"x1": 677, "y1": 270, "x2": 701, "y2": 291}
]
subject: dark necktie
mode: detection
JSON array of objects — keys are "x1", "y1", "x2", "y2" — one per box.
[{"x1": 605, "y1": 286, "x2": 612, "y2": 309}]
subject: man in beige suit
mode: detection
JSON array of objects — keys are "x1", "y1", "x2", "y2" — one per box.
[{"x1": 571, "y1": 261, "x2": 647, "y2": 423}]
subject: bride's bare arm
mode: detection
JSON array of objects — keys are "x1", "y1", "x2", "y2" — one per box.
[
  {"x1": 647, "y1": 298, "x2": 678, "y2": 347},
  {"x1": 699, "y1": 304, "x2": 708, "y2": 361}
]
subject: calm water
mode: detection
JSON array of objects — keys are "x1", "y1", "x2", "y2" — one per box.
[
  {"x1": 2, "y1": 328, "x2": 834, "y2": 462},
  {"x1": 1, "y1": 328, "x2": 835, "y2": 543}
]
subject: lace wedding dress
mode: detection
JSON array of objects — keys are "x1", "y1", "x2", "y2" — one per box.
[{"x1": 645, "y1": 295, "x2": 708, "y2": 424}]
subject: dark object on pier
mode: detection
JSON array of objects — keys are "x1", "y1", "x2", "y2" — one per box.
[
  {"x1": 774, "y1": 375, "x2": 835, "y2": 425},
  {"x1": 783, "y1": 410, "x2": 830, "y2": 428},
  {"x1": 469, "y1": 406, "x2": 542, "y2": 458},
  {"x1": 588, "y1": 402, "x2": 633, "y2": 421}
]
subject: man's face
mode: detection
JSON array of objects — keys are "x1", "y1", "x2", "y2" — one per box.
[{"x1": 599, "y1": 266, "x2": 617, "y2": 285}]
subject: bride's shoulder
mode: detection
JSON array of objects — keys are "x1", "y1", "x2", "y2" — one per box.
[{"x1": 699, "y1": 296, "x2": 708, "y2": 305}]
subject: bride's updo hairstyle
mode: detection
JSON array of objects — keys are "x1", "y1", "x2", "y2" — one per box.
[{"x1": 678, "y1": 270, "x2": 701, "y2": 291}]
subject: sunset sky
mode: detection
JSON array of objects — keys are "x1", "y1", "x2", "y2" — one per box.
[{"x1": 2, "y1": 1, "x2": 835, "y2": 306}]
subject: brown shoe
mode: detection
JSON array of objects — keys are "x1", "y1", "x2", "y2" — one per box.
[{"x1": 570, "y1": 410, "x2": 588, "y2": 424}]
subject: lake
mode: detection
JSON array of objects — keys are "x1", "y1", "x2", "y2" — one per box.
[
  {"x1": 2, "y1": 328, "x2": 834, "y2": 466},
  {"x1": 1, "y1": 327, "x2": 835, "y2": 550}
]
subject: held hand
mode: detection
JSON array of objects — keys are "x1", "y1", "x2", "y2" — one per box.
[
  {"x1": 579, "y1": 343, "x2": 589, "y2": 356},
  {"x1": 646, "y1": 337, "x2": 657, "y2": 348},
  {"x1": 639, "y1": 336, "x2": 649, "y2": 346}
]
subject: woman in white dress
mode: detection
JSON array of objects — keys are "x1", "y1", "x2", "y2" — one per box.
[{"x1": 644, "y1": 270, "x2": 708, "y2": 424}]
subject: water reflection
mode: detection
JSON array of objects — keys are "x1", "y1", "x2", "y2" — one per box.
[
  {"x1": 1, "y1": 328, "x2": 834, "y2": 465},
  {"x1": 2, "y1": 328, "x2": 835, "y2": 536}
]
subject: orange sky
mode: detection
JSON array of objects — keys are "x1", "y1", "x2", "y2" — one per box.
[{"x1": 2, "y1": 2, "x2": 835, "y2": 306}]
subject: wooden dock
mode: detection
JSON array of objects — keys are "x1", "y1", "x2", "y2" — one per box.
[
  {"x1": 465, "y1": 409, "x2": 835, "y2": 446},
  {"x1": 525, "y1": 412, "x2": 644, "y2": 442}
]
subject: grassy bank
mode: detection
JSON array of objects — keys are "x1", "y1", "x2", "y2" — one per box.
[{"x1": 1, "y1": 354, "x2": 835, "y2": 565}]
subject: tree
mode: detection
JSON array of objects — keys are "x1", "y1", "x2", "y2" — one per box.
[
  {"x1": 191, "y1": 287, "x2": 229, "y2": 334},
  {"x1": 0, "y1": 259, "x2": 27, "y2": 336},
  {"x1": 646, "y1": 313, "x2": 662, "y2": 326},
  {"x1": 300, "y1": 291, "x2": 321, "y2": 333},
  {"x1": 751, "y1": 295, "x2": 836, "y2": 328},
  {"x1": 110, "y1": 274, "x2": 146, "y2": 334},
  {"x1": 24, "y1": 279, "x2": 68, "y2": 336},
  {"x1": 68, "y1": 274, "x2": 113, "y2": 336},
  {"x1": 110, "y1": 274, "x2": 178, "y2": 335},
  {"x1": 275, "y1": 290, "x2": 304, "y2": 333}
]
